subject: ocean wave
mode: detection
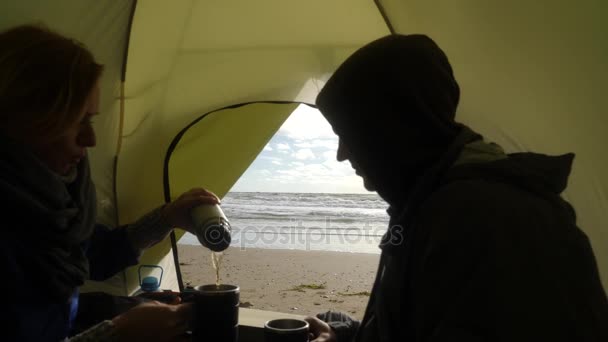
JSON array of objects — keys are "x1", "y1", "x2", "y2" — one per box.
[
  {"x1": 223, "y1": 192, "x2": 387, "y2": 210},
  {"x1": 230, "y1": 225, "x2": 387, "y2": 233},
  {"x1": 223, "y1": 204, "x2": 387, "y2": 219},
  {"x1": 224, "y1": 210, "x2": 388, "y2": 222},
  {"x1": 187, "y1": 192, "x2": 390, "y2": 253}
]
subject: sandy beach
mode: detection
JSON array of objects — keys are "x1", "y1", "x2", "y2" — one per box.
[{"x1": 177, "y1": 245, "x2": 380, "y2": 320}]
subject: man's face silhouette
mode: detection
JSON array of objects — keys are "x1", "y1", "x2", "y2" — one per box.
[{"x1": 336, "y1": 138, "x2": 375, "y2": 191}]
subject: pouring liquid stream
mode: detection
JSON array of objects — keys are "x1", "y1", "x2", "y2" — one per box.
[{"x1": 211, "y1": 251, "x2": 223, "y2": 287}]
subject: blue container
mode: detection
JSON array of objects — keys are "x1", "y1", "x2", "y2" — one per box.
[{"x1": 138, "y1": 265, "x2": 164, "y2": 292}]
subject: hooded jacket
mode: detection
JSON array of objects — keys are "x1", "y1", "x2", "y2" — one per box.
[{"x1": 316, "y1": 35, "x2": 608, "y2": 341}]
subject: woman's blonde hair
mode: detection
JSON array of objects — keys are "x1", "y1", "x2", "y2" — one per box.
[{"x1": 0, "y1": 24, "x2": 103, "y2": 141}]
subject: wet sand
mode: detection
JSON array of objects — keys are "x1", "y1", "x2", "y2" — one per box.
[{"x1": 178, "y1": 245, "x2": 380, "y2": 320}]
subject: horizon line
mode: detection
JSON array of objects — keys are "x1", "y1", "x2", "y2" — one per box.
[{"x1": 227, "y1": 190, "x2": 374, "y2": 195}]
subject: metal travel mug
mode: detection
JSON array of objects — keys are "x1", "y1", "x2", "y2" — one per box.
[
  {"x1": 190, "y1": 284, "x2": 240, "y2": 342},
  {"x1": 264, "y1": 318, "x2": 310, "y2": 342}
]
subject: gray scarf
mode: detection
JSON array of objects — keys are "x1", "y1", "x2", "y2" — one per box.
[{"x1": 0, "y1": 133, "x2": 96, "y2": 301}]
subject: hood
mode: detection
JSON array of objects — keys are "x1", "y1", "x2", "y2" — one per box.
[
  {"x1": 448, "y1": 152, "x2": 576, "y2": 196},
  {"x1": 316, "y1": 34, "x2": 464, "y2": 206}
]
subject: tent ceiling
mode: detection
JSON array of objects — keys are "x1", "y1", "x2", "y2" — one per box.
[{"x1": 182, "y1": 0, "x2": 388, "y2": 50}]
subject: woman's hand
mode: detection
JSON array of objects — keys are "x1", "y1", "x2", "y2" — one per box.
[
  {"x1": 305, "y1": 316, "x2": 337, "y2": 342},
  {"x1": 135, "y1": 290, "x2": 182, "y2": 304},
  {"x1": 162, "y1": 188, "x2": 220, "y2": 231},
  {"x1": 112, "y1": 301, "x2": 193, "y2": 342}
]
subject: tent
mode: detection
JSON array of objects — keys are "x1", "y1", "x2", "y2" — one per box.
[{"x1": 1, "y1": 0, "x2": 606, "y2": 298}]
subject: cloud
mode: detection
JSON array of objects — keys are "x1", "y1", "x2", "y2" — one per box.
[
  {"x1": 323, "y1": 157, "x2": 354, "y2": 175},
  {"x1": 229, "y1": 105, "x2": 368, "y2": 194},
  {"x1": 323, "y1": 150, "x2": 336, "y2": 161},
  {"x1": 276, "y1": 143, "x2": 290, "y2": 150},
  {"x1": 294, "y1": 139, "x2": 338, "y2": 150},
  {"x1": 293, "y1": 142, "x2": 313, "y2": 148},
  {"x1": 293, "y1": 149, "x2": 315, "y2": 160},
  {"x1": 275, "y1": 163, "x2": 338, "y2": 183},
  {"x1": 260, "y1": 156, "x2": 282, "y2": 161},
  {"x1": 277, "y1": 104, "x2": 336, "y2": 140}
]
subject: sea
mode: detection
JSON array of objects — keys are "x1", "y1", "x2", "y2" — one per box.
[{"x1": 178, "y1": 192, "x2": 390, "y2": 254}]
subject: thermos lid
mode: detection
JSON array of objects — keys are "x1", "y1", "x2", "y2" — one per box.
[{"x1": 141, "y1": 276, "x2": 160, "y2": 292}]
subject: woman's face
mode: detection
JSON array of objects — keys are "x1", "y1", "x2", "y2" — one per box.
[{"x1": 31, "y1": 82, "x2": 100, "y2": 175}]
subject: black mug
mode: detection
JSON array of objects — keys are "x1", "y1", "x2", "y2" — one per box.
[
  {"x1": 264, "y1": 318, "x2": 310, "y2": 342},
  {"x1": 188, "y1": 284, "x2": 240, "y2": 342}
]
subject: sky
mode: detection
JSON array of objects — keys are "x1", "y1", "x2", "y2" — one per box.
[{"x1": 230, "y1": 104, "x2": 368, "y2": 193}]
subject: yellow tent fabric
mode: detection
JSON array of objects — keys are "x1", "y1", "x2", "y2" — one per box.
[{"x1": 1, "y1": 0, "x2": 606, "y2": 295}]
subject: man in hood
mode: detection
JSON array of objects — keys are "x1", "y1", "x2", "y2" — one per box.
[{"x1": 306, "y1": 34, "x2": 608, "y2": 342}]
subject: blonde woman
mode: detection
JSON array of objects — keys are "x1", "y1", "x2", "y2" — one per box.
[{"x1": 0, "y1": 25, "x2": 218, "y2": 341}]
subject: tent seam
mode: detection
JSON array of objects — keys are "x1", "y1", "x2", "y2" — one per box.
[{"x1": 373, "y1": 0, "x2": 396, "y2": 34}]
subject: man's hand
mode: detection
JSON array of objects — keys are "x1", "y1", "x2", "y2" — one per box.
[
  {"x1": 162, "y1": 188, "x2": 220, "y2": 231},
  {"x1": 305, "y1": 316, "x2": 337, "y2": 342},
  {"x1": 112, "y1": 301, "x2": 193, "y2": 342}
]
